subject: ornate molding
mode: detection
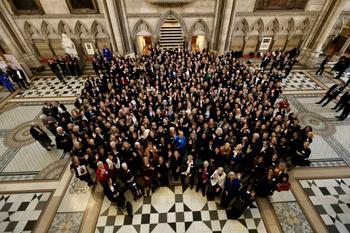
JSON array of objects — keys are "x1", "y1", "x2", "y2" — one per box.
[
  {"x1": 127, "y1": 13, "x2": 163, "y2": 18},
  {"x1": 236, "y1": 11, "x2": 319, "y2": 17},
  {"x1": 127, "y1": 12, "x2": 215, "y2": 18},
  {"x1": 146, "y1": 0, "x2": 194, "y2": 4},
  {"x1": 180, "y1": 13, "x2": 215, "y2": 18},
  {"x1": 12, "y1": 14, "x2": 105, "y2": 19}
]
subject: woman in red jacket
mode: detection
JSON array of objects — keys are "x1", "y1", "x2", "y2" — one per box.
[{"x1": 96, "y1": 161, "x2": 110, "y2": 185}]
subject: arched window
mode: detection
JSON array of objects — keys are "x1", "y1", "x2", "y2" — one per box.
[
  {"x1": 255, "y1": 0, "x2": 308, "y2": 11},
  {"x1": 8, "y1": 0, "x2": 43, "y2": 15}
]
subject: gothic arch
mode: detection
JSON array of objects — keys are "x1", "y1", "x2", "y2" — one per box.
[
  {"x1": 287, "y1": 18, "x2": 295, "y2": 34},
  {"x1": 296, "y1": 18, "x2": 310, "y2": 35},
  {"x1": 155, "y1": 10, "x2": 188, "y2": 37},
  {"x1": 75, "y1": 21, "x2": 91, "y2": 39},
  {"x1": 24, "y1": 21, "x2": 43, "y2": 40},
  {"x1": 250, "y1": 18, "x2": 264, "y2": 36},
  {"x1": 189, "y1": 19, "x2": 210, "y2": 38},
  {"x1": 91, "y1": 20, "x2": 109, "y2": 39},
  {"x1": 131, "y1": 19, "x2": 153, "y2": 39},
  {"x1": 41, "y1": 20, "x2": 59, "y2": 39},
  {"x1": 58, "y1": 20, "x2": 74, "y2": 37},
  {"x1": 265, "y1": 18, "x2": 279, "y2": 35},
  {"x1": 233, "y1": 18, "x2": 249, "y2": 36}
]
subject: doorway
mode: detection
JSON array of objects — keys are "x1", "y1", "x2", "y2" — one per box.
[
  {"x1": 191, "y1": 35, "x2": 206, "y2": 52},
  {"x1": 136, "y1": 36, "x2": 152, "y2": 55}
]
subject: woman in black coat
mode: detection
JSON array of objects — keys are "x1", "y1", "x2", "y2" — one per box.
[
  {"x1": 104, "y1": 177, "x2": 126, "y2": 209},
  {"x1": 156, "y1": 156, "x2": 169, "y2": 186},
  {"x1": 29, "y1": 124, "x2": 53, "y2": 151}
]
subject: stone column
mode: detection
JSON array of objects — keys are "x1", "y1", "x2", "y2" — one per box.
[
  {"x1": 299, "y1": 0, "x2": 348, "y2": 67},
  {"x1": 215, "y1": 0, "x2": 237, "y2": 54},
  {"x1": 338, "y1": 37, "x2": 350, "y2": 55},
  {"x1": 103, "y1": 0, "x2": 124, "y2": 53}
]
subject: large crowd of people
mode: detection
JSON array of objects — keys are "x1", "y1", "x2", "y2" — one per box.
[{"x1": 35, "y1": 46, "x2": 318, "y2": 219}]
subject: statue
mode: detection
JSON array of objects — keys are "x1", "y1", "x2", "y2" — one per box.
[{"x1": 61, "y1": 33, "x2": 78, "y2": 57}]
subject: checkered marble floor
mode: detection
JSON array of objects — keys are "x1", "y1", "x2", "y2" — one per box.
[
  {"x1": 96, "y1": 186, "x2": 266, "y2": 233},
  {"x1": 282, "y1": 71, "x2": 323, "y2": 91},
  {"x1": 15, "y1": 76, "x2": 87, "y2": 98},
  {"x1": 0, "y1": 192, "x2": 51, "y2": 233},
  {"x1": 300, "y1": 178, "x2": 350, "y2": 233}
]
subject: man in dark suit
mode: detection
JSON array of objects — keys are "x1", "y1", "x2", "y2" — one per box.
[
  {"x1": 260, "y1": 53, "x2": 271, "y2": 71},
  {"x1": 336, "y1": 99, "x2": 350, "y2": 121},
  {"x1": 316, "y1": 55, "x2": 330, "y2": 76},
  {"x1": 316, "y1": 83, "x2": 345, "y2": 107},
  {"x1": 29, "y1": 124, "x2": 54, "y2": 151},
  {"x1": 332, "y1": 90, "x2": 350, "y2": 112}
]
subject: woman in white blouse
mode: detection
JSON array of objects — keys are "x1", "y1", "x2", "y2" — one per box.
[{"x1": 207, "y1": 167, "x2": 226, "y2": 200}]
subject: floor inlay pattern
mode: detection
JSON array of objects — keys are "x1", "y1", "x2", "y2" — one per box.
[
  {"x1": 297, "y1": 112, "x2": 336, "y2": 136},
  {"x1": 96, "y1": 186, "x2": 266, "y2": 233},
  {"x1": 300, "y1": 179, "x2": 350, "y2": 233},
  {"x1": 282, "y1": 71, "x2": 323, "y2": 91},
  {"x1": 48, "y1": 212, "x2": 84, "y2": 233},
  {"x1": 3, "y1": 120, "x2": 43, "y2": 148},
  {"x1": 272, "y1": 202, "x2": 313, "y2": 233},
  {"x1": 15, "y1": 76, "x2": 86, "y2": 99},
  {"x1": 0, "y1": 192, "x2": 51, "y2": 233}
]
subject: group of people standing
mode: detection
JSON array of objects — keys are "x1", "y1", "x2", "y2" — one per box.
[
  {"x1": 48, "y1": 54, "x2": 82, "y2": 84},
  {"x1": 260, "y1": 48, "x2": 299, "y2": 77},
  {"x1": 31, "y1": 46, "x2": 317, "y2": 219},
  {"x1": 0, "y1": 66, "x2": 30, "y2": 92},
  {"x1": 315, "y1": 55, "x2": 350, "y2": 121}
]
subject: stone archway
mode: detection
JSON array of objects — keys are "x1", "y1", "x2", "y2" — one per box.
[{"x1": 155, "y1": 11, "x2": 188, "y2": 49}]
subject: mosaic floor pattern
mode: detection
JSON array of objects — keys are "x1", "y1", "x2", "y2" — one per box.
[
  {"x1": 96, "y1": 186, "x2": 266, "y2": 233},
  {"x1": 300, "y1": 179, "x2": 350, "y2": 233},
  {"x1": 0, "y1": 192, "x2": 51, "y2": 233},
  {"x1": 282, "y1": 71, "x2": 324, "y2": 91},
  {"x1": 15, "y1": 76, "x2": 86, "y2": 98}
]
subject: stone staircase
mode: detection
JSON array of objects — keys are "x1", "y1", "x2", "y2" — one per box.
[
  {"x1": 159, "y1": 16, "x2": 184, "y2": 49},
  {"x1": 32, "y1": 63, "x2": 95, "y2": 80}
]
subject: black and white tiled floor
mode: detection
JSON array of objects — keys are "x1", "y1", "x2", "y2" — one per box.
[
  {"x1": 0, "y1": 192, "x2": 51, "y2": 233},
  {"x1": 15, "y1": 76, "x2": 86, "y2": 98},
  {"x1": 282, "y1": 71, "x2": 323, "y2": 91},
  {"x1": 96, "y1": 186, "x2": 266, "y2": 233},
  {"x1": 300, "y1": 179, "x2": 350, "y2": 233}
]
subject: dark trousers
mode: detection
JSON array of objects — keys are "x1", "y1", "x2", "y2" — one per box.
[
  {"x1": 317, "y1": 94, "x2": 335, "y2": 107},
  {"x1": 181, "y1": 174, "x2": 194, "y2": 188},
  {"x1": 55, "y1": 72, "x2": 66, "y2": 84},
  {"x1": 59, "y1": 65, "x2": 68, "y2": 76},
  {"x1": 196, "y1": 180, "x2": 208, "y2": 196},
  {"x1": 316, "y1": 65, "x2": 325, "y2": 75},
  {"x1": 334, "y1": 100, "x2": 345, "y2": 111},
  {"x1": 339, "y1": 107, "x2": 350, "y2": 120},
  {"x1": 335, "y1": 69, "x2": 345, "y2": 79}
]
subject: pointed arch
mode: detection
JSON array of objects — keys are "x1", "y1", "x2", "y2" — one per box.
[
  {"x1": 58, "y1": 20, "x2": 74, "y2": 37},
  {"x1": 131, "y1": 19, "x2": 153, "y2": 39},
  {"x1": 251, "y1": 18, "x2": 264, "y2": 36},
  {"x1": 233, "y1": 18, "x2": 249, "y2": 35},
  {"x1": 91, "y1": 20, "x2": 109, "y2": 39},
  {"x1": 75, "y1": 20, "x2": 91, "y2": 39},
  {"x1": 265, "y1": 18, "x2": 279, "y2": 34},
  {"x1": 41, "y1": 20, "x2": 59, "y2": 39},
  {"x1": 189, "y1": 19, "x2": 210, "y2": 38},
  {"x1": 287, "y1": 18, "x2": 295, "y2": 34},
  {"x1": 155, "y1": 10, "x2": 188, "y2": 37},
  {"x1": 296, "y1": 18, "x2": 310, "y2": 34},
  {"x1": 24, "y1": 21, "x2": 43, "y2": 40}
]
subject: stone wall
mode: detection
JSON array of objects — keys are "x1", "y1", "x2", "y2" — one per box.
[{"x1": 0, "y1": 0, "x2": 349, "y2": 69}]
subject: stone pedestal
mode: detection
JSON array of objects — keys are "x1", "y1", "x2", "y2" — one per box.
[{"x1": 298, "y1": 48, "x2": 322, "y2": 68}]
